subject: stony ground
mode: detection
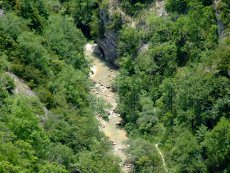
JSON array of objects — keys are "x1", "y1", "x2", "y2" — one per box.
[{"x1": 85, "y1": 43, "x2": 133, "y2": 173}]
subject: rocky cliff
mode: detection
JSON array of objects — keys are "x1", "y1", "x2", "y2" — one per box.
[
  {"x1": 96, "y1": 3, "x2": 119, "y2": 66},
  {"x1": 96, "y1": 0, "x2": 167, "y2": 66},
  {"x1": 96, "y1": 28, "x2": 118, "y2": 65},
  {"x1": 213, "y1": 0, "x2": 225, "y2": 39}
]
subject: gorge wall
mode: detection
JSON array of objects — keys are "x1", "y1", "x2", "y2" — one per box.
[
  {"x1": 96, "y1": 1, "x2": 119, "y2": 66},
  {"x1": 96, "y1": 0, "x2": 167, "y2": 66}
]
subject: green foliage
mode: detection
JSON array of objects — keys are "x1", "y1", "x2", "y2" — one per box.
[
  {"x1": 115, "y1": 0, "x2": 230, "y2": 172},
  {"x1": 218, "y1": 0, "x2": 230, "y2": 29},
  {"x1": 211, "y1": 38, "x2": 230, "y2": 77},
  {"x1": 0, "y1": 1, "x2": 120, "y2": 172},
  {"x1": 0, "y1": 0, "x2": 229, "y2": 172},
  {"x1": 0, "y1": 161, "x2": 23, "y2": 173},
  {"x1": 17, "y1": 32, "x2": 49, "y2": 71},
  {"x1": 0, "y1": 0, "x2": 17, "y2": 10},
  {"x1": 38, "y1": 162, "x2": 68, "y2": 173},
  {"x1": 121, "y1": 0, "x2": 153, "y2": 16},
  {"x1": 203, "y1": 118, "x2": 230, "y2": 172},
  {"x1": 76, "y1": 142, "x2": 120, "y2": 173},
  {"x1": 46, "y1": 143, "x2": 74, "y2": 167},
  {"x1": 0, "y1": 53, "x2": 9, "y2": 72},
  {"x1": 0, "y1": 12, "x2": 29, "y2": 56},
  {"x1": 0, "y1": 12, "x2": 28, "y2": 40},
  {"x1": 44, "y1": 15, "x2": 87, "y2": 70},
  {"x1": 0, "y1": 73, "x2": 15, "y2": 101},
  {"x1": 146, "y1": 15, "x2": 174, "y2": 44},
  {"x1": 90, "y1": 96, "x2": 111, "y2": 120},
  {"x1": 90, "y1": 10, "x2": 104, "y2": 38},
  {"x1": 118, "y1": 26, "x2": 141, "y2": 57},
  {"x1": 165, "y1": 0, "x2": 188, "y2": 14},
  {"x1": 15, "y1": 0, "x2": 48, "y2": 31},
  {"x1": 12, "y1": 31, "x2": 50, "y2": 86},
  {"x1": 169, "y1": 130, "x2": 207, "y2": 172},
  {"x1": 61, "y1": 0, "x2": 98, "y2": 38},
  {"x1": 107, "y1": 11, "x2": 123, "y2": 31},
  {"x1": 46, "y1": 66, "x2": 89, "y2": 108},
  {"x1": 128, "y1": 139, "x2": 164, "y2": 172},
  {"x1": 144, "y1": 42, "x2": 177, "y2": 76}
]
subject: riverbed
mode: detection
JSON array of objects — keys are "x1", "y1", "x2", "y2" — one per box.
[{"x1": 85, "y1": 43, "x2": 132, "y2": 173}]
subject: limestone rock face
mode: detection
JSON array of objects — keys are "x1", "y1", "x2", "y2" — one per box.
[
  {"x1": 213, "y1": 0, "x2": 225, "y2": 38},
  {"x1": 96, "y1": 31, "x2": 117, "y2": 64},
  {"x1": 96, "y1": 7, "x2": 118, "y2": 66},
  {"x1": 0, "y1": 9, "x2": 4, "y2": 16}
]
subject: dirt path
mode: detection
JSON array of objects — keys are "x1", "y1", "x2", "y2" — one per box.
[
  {"x1": 155, "y1": 143, "x2": 168, "y2": 172},
  {"x1": 85, "y1": 43, "x2": 132, "y2": 173}
]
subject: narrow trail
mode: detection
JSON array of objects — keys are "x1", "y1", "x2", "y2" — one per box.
[
  {"x1": 155, "y1": 143, "x2": 168, "y2": 172},
  {"x1": 85, "y1": 43, "x2": 132, "y2": 173}
]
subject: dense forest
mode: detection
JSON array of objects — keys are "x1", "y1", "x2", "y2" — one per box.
[
  {"x1": 113, "y1": 0, "x2": 230, "y2": 172},
  {"x1": 0, "y1": 0, "x2": 229, "y2": 173},
  {"x1": 0, "y1": 0, "x2": 120, "y2": 172}
]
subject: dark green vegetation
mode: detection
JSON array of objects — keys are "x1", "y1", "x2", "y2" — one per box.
[
  {"x1": 120, "y1": 0, "x2": 154, "y2": 16},
  {"x1": 218, "y1": 0, "x2": 230, "y2": 31},
  {"x1": 60, "y1": 0, "x2": 99, "y2": 38},
  {"x1": 0, "y1": 0, "x2": 120, "y2": 172},
  {"x1": 113, "y1": 0, "x2": 230, "y2": 172}
]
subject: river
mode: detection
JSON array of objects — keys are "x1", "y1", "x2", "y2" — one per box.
[{"x1": 85, "y1": 43, "x2": 132, "y2": 173}]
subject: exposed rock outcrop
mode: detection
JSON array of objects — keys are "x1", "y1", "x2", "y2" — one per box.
[
  {"x1": 138, "y1": 43, "x2": 149, "y2": 55},
  {"x1": 96, "y1": 4, "x2": 119, "y2": 66},
  {"x1": 96, "y1": 31, "x2": 118, "y2": 64},
  {"x1": 153, "y1": 0, "x2": 167, "y2": 17},
  {"x1": 213, "y1": 0, "x2": 225, "y2": 39},
  {"x1": 6, "y1": 72, "x2": 36, "y2": 97},
  {"x1": 0, "y1": 9, "x2": 4, "y2": 16},
  {"x1": 6, "y1": 72, "x2": 49, "y2": 119}
]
